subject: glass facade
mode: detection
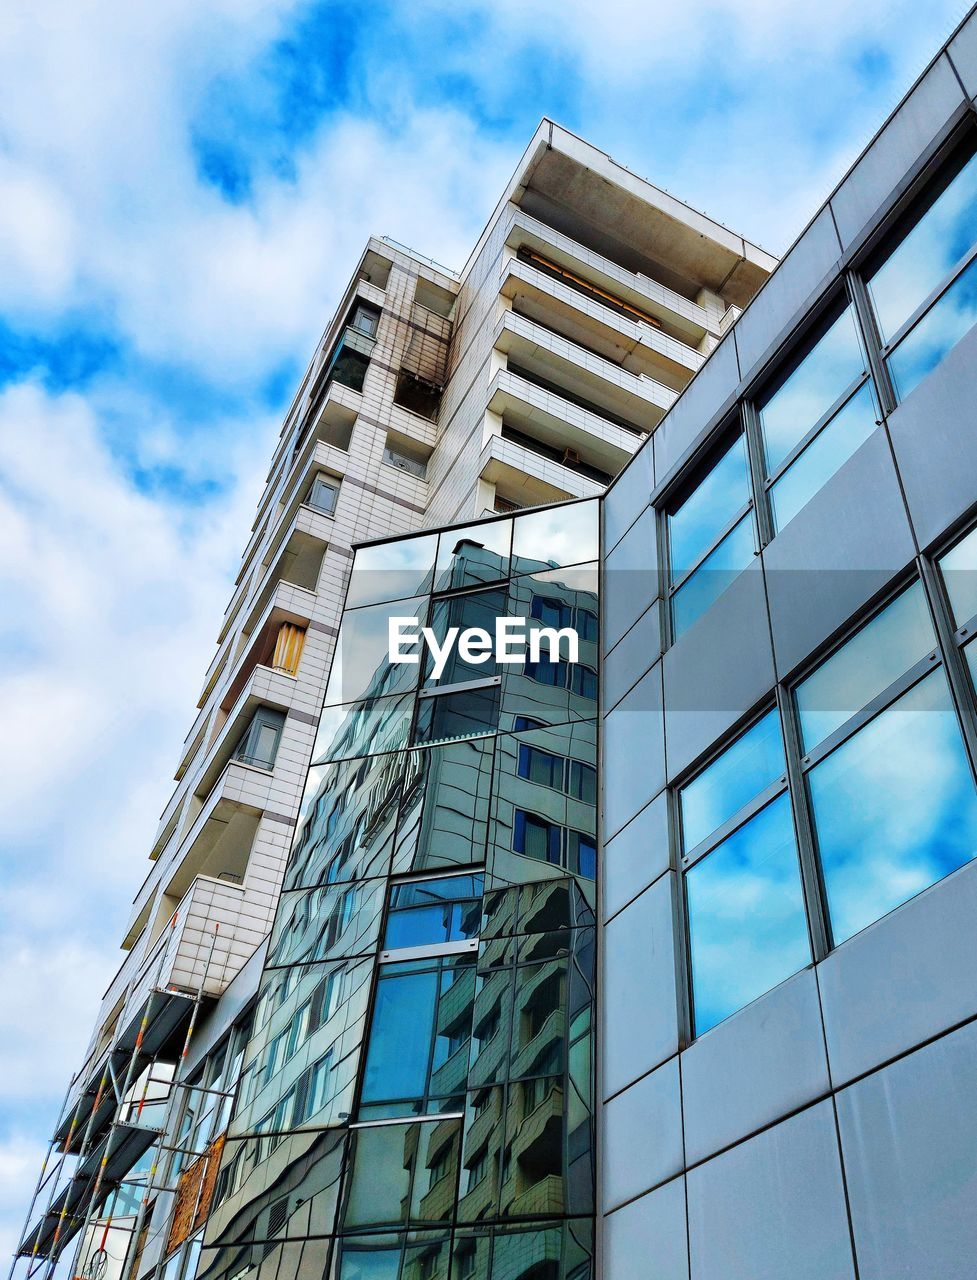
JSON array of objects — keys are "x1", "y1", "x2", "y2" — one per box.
[{"x1": 201, "y1": 500, "x2": 598, "y2": 1280}]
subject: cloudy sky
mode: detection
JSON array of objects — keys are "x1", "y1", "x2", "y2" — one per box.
[{"x1": 0, "y1": 0, "x2": 968, "y2": 1257}]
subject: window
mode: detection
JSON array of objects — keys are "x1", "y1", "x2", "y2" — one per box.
[
  {"x1": 383, "y1": 874, "x2": 484, "y2": 951},
  {"x1": 566, "y1": 829, "x2": 596, "y2": 879},
  {"x1": 667, "y1": 435, "x2": 755, "y2": 638},
  {"x1": 938, "y1": 522, "x2": 977, "y2": 631},
  {"x1": 518, "y1": 745, "x2": 563, "y2": 790},
  {"x1": 797, "y1": 582, "x2": 977, "y2": 943},
  {"x1": 513, "y1": 810, "x2": 562, "y2": 864},
  {"x1": 567, "y1": 760, "x2": 597, "y2": 805},
  {"x1": 429, "y1": 1141, "x2": 454, "y2": 1185},
  {"x1": 680, "y1": 711, "x2": 810, "y2": 1035},
  {"x1": 531, "y1": 596, "x2": 572, "y2": 629},
  {"x1": 467, "y1": 1146, "x2": 489, "y2": 1187},
  {"x1": 757, "y1": 304, "x2": 878, "y2": 531},
  {"x1": 349, "y1": 303, "x2": 380, "y2": 337},
  {"x1": 359, "y1": 955, "x2": 475, "y2": 1118},
  {"x1": 234, "y1": 706, "x2": 285, "y2": 770},
  {"x1": 867, "y1": 142, "x2": 977, "y2": 400},
  {"x1": 307, "y1": 475, "x2": 339, "y2": 514}
]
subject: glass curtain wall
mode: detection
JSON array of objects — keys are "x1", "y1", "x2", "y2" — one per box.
[{"x1": 198, "y1": 500, "x2": 599, "y2": 1280}]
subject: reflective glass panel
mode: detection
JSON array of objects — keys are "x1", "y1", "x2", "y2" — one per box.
[
  {"x1": 325, "y1": 597, "x2": 426, "y2": 707},
  {"x1": 868, "y1": 146, "x2": 977, "y2": 342},
  {"x1": 383, "y1": 875, "x2": 484, "y2": 950},
  {"x1": 668, "y1": 436, "x2": 750, "y2": 578},
  {"x1": 511, "y1": 500, "x2": 599, "y2": 573},
  {"x1": 345, "y1": 534, "x2": 438, "y2": 609},
  {"x1": 423, "y1": 589, "x2": 507, "y2": 687},
  {"x1": 671, "y1": 512, "x2": 755, "y2": 639},
  {"x1": 361, "y1": 964, "x2": 439, "y2": 1105},
  {"x1": 939, "y1": 525, "x2": 977, "y2": 627},
  {"x1": 680, "y1": 709, "x2": 785, "y2": 852},
  {"x1": 808, "y1": 668, "x2": 977, "y2": 943},
  {"x1": 759, "y1": 305, "x2": 865, "y2": 474},
  {"x1": 888, "y1": 253, "x2": 977, "y2": 399},
  {"x1": 770, "y1": 382, "x2": 878, "y2": 532},
  {"x1": 685, "y1": 793, "x2": 810, "y2": 1035},
  {"x1": 435, "y1": 520, "x2": 512, "y2": 590},
  {"x1": 795, "y1": 582, "x2": 935, "y2": 752},
  {"x1": 413, "y1": 685, "x2": 501, "y2": 747}
]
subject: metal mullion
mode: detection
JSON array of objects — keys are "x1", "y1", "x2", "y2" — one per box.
[
  {"x1": 776, "y1": 686, "x2": 832, "y2": 960},
  {"x1": 847, "y1": 270, "x2": 896, "y2": 417},
  {"x1": 761, "y1": 370, "x2": 872, "y2": 490},
  {"x1": 919, "y1": 557, "x2": 977, "y2": 784},
  {"x1": 666, "y1": 500, "x2": 753, "y2": 598},
  {"x1": 679, "y1": 775, "x2": 788, "y2": 872},
  {"x1": 742, "y1": 400, "x2": 774, "y2": 547},
  {"x1": 797, "y1": 648, "x2": 942, "y2": 772}
]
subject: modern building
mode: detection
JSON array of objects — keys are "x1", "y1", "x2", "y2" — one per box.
[
  {"x1": 13, "y1": 118, "x2": 772, "y2": 1280},
  {"x1": 19, "y1": 5, "x2": 977, "y2": 1277}
]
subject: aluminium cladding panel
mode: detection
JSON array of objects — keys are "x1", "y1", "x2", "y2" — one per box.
[
  {"x1": 602, "y1": 1056, "x2": 683, "y2": 1211},
  {"x1": 601, "y1": 872, "x2": 679, "y2": 1100},
  {"x1": 603, "y1": 1175, "x2": 689, "y2": 1280},
  {"x1": 836, "y1": 1018, "x2": 977, "y2": 1280},
  {"x1": 829, "y1": 54, "x2": 965, "y2": 252},
  {"x1": 603, "y1": 507, "x2": 659, "y2": 651},
  {"x1": 886, "y1": 320, "x2": 977, "y2": 550},
  {"x1": 762, "y1": 425, "x2": 916, "y2": 680},
  {"x1": 679, "y1": 967, "x2": 829, "y2": 1166},
  {"x1": 949, "y1": 7, "x2": 977, "y2": 99},
  {"x1": 602, "y1": 662, "x2": 665, "y2": 840},
  {"x1": 817, "y1": 856, "x2": 977, "y2": 1086},
  {"x1": 732, "y1": 206, "x2": 843, "y2": 382},
  {"x1": 686, "y1": 1101, "x2": 856, "y2": 1280},
  {"x1": 603, "y1": 601, "x2": 661, "y2": 715},
  {"x1": 602, "y1": 439, "x2": 653, "y2": 555},
  {"x1": 601, "y1": 790, "x2": 669, "y2": 924},
  {"x1": 662, "y1": 561, "x2": 774, "y2": 782}
]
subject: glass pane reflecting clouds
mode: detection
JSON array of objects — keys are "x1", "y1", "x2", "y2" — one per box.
[
  {"x1": 436, "y1": 520, "x2": 512, "y2": 590},
  {"x1": 686, "y1": 794, "x2": 809, "y2": 1035},
  {"x1": 809, "y1": 669, "x2": 977, "y2": 944},
  {"x1": 795, "y1": 582, "x2": 935, "y2": 752},
  {"x1": 680, "y1": 709, "x2": 784, "y2": 852},
  {"x1": 888, "y1": 254, "x2": 977, "y2": 400},
  {"x1": 346, "y1": 535, "x2": 438, "y2": 608},
  {"x1": 770, "y1": 383, "x2": 878, "y2": 531},
  {"x1": 326, "y1": 597, "x2": 426, "y2": 706},
  {"x1": 869, "y1": 147, "x2": 977, "y2": 341},
  {"x1": 668, "y1": 436, "x2": 750, "y2": 576},
  {"x1": 939, "y1": 525, "x2": 977, "y2": 627},
  {"x1": 671, "y1": 512, "x2": 754, "y2": 638},
  {"x1": 511, "y1": 500, "x2": 599, "y2": 573},
  {"x1": 759, "y1": 306, "x2": 864, "y2": 473}
]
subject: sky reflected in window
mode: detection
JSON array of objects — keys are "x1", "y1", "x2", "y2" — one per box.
[
  {"x1": 808, "y1": 668, "x2": 977, "y2": 943},
  {"x1": 668, "y1": 436, "x2": 750, "y2": 576},
  {"x1": 888, "y1": 254, "x2": 977, "y2": 400},
  {"x1": 686, "y1": 793, "x2": 809, "y2": 1035},
  {"x1": 680, "y1": 708, "x2": 784, "y2": 851}
]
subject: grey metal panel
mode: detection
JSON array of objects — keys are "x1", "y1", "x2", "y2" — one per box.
[
  {"x1": 818, "y1": 859, "x2": 977, "y2": 1086},
  {"x1": 764, "y1": 427, "x2": 915, "y2": 680},
  {"x1": 604, "y1": 506, "x2": 659, "y2": 651},
  {"x1": 663, "y1": 562, "x2": 774, "y2": 782},
  {"x1": 830, "y1": 55, "x2": 964, "y2": 250},
  {"x1": 603, "y1": 1176, "x2": 689, "y2": 1280},
  {"x1": 603, "y1": 1057, "x2": 684, "y2": 1210},
  {"x1": 603, "y1": 661, "x2": 666, "y2": 840},
  {"x1": 653, "y1": 337, "x2": 740, "y2": 491},
  {"x1": 603, "y1": 789, "x2": 670, "y2": 923},
  {"x1": 687, "y1": 1101, "x2": 856, "y2": 1280},
  {"x1": 837, "y1": 1019, "x2": 977, "y2": 1280},
  {"x1": 604, "y1": 440, "x2": 654, "y2": 554},
  {"x1": 602, "y1": 873, "x2": 680, "y2": 1099},
  {"x1": 887, "y1": 320, "x2": 977, "y2": 550},
  {"x1": 604, "y1": 599, "x2": 661, "y2": 714},
  {"x1": 949, "y1": 9, "x2": 977, "y2": 100},
  {"x1": 734, "y1": 208, "x2": 843, "y2": 382},
  {"x1": 681, "y1": 969, "x2": 829, "y2": 1165}
]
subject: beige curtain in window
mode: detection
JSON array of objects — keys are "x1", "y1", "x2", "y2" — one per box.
[{"x1": 271, "y1": 623, "x2": 306, "y2": 675}]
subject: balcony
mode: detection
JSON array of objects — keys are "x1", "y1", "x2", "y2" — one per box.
[
  {"x1": 501, "y1": 254, "x2": 703, "y2": 389},
  {"x1": 479, "y1": 433, "x2": 601, "y2": 507},
  {"x1": 487, "y1": 368, "x2": 639, "y2": 474},
  {"x1": 504, "y1": 207, "x2": 717, "y2": 345},
  {"x1": 493, "y1": 310, "x2": 675, "y2": 432}
]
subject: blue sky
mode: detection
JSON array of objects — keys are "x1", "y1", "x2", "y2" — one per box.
[{"x1": 0, "y1": 0, "x2": 969, "y2": 1257}]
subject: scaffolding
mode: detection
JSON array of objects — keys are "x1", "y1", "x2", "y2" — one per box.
[{"x1": 10, "y1": 922, "x2": 225, "y2": 1280}]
